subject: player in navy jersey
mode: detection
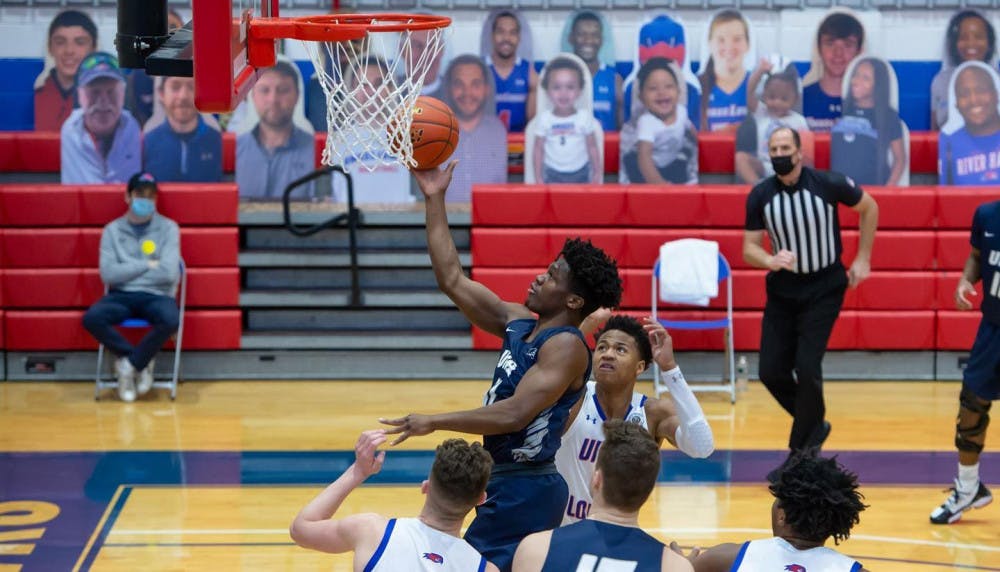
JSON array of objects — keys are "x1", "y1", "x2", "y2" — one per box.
[
  {"x1": 290, "y1": 430, "x2": 499, "y2": 572},
  {"x1": 513, "y1": 420, "x2": 693, "y2": 572},
  {"x1": 678, "y1": 454, "x2": 868, "y2": 572},
  {"x1": 381, "y1": 162, "x2": 623, "y2": 571},
  {"x1": 930, "y1": 200, "x2": 1000, "y2": 524}
]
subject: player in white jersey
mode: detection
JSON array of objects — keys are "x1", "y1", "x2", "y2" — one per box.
[
  {"x1": 555, "y1": 313, "x2": 715, "y2": 524},
  {"x1": 678, "y1": 454, "x2": 869, "y2": 572},
  {"x1": 290, "y1": 430, "x2": 500, "y2": 572}
]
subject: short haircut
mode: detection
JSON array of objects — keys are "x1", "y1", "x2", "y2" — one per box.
[
  {"x1": 638, "y1": 57, "x2": 679, "y2": 92},
  {"x1": 560, "y1": 238, "x2": 623, "y2": 316},
  {"x1": 817, "y1": 12, "x2": 864, "y2": 46},
  {"x1": 597, "y1": 315, "x2": 653, "y2": 371},
  {"x1": 541, "y1": 56, "x2": 585, "y2": 90},
  {"x1": 493, "y1": 11, "x2": 520, "y2": 34},
  {"x1": 571, "y1": 11, "x2": 602, "y2": 33},
  {"x1": 595, "y1": 419, "x2": 660, "y2": 512},
  {"x1": 49, "y1": 9, "x2": 97, "y2": 44},
  {"x1": 429, "y1": 439, "x2": 493, "y2": 512},
  {"x1": 946, "y1": 11, "x2": 997, "y2": 67},
  {"x1": 770, "y1": 454, "x2": 867, "y2": 545},
  {"x1": 769, "y1": 125, "x2": 801, "y2": 150},
  {"x1": 261, "y1": 60, "x2": 301, "y2": 93}
]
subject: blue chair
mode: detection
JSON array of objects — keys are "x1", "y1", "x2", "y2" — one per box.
[
  {"x1": 95, "y1": 260, "x2": 187, "y2": 401},
  {"x1": 651, "y1": 250, "x2": 736, "y2": 403}
]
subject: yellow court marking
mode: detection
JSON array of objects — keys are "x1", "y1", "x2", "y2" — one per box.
[{"x1": 73, "y1": 485, "x2": 126, "y2": 572}]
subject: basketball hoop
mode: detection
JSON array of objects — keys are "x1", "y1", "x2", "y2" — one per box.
[{"x1": 249, "y1": 13, "x2": 452, "y2": 172}]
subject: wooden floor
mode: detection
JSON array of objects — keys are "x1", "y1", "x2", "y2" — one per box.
[{"x1": 2, "y1": 379, "x2": 999, "y2": 571}]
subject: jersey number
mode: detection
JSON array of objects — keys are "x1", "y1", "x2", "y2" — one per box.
[
  {"x1": 484, "y1": 377, "x2": 503, "y2": 406},
  {"x1": 575, "y1": 555, "x2": 639, "y2": 572}
]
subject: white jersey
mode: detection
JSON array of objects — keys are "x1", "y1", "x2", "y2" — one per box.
[
  {"x1": 366, "y1": 518, "x2": 487, "y2": 572},
  {"x1": 733, "y1": 537, "x2": 862, "y2": 572},
  {"x1": 555, "y1": 381, "x2": 649, "y2": 525}
]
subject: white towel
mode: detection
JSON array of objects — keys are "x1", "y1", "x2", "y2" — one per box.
[{"x1": 658, "y1": 239, "x2": 719, "y2": 307}]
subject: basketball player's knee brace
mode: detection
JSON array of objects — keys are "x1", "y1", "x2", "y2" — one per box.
[{"x1": 955, "y1": 388, "x2": 992, "y2": 454}]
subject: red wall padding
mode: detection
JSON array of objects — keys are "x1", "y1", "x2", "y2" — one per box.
[
  {"x1": 0, "y1": 184, "x2": 239, "y2": 226},
  {"x1": 3, "y1": 310, "x2": 242, "y2": 350},
  {"x1": 936, "y1": 311, "x2": 981, "y2": 350},
  {"x1": 0, "y1": 310, "x2": 4, "y2": 349},
  {"x1": 0, "y1": 228, "x2": 238, "y2": 268},
  {"x1": 936, "y1": 189, "x2": 1000, "y2": 229},
  {"x1": 0, "y1": 131, "x2": 943, "y2": 175},
  {"x1": 0, "y1": 268, "x2": 240, "y2": 308}
]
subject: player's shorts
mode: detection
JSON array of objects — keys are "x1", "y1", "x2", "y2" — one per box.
[
  {"x1": 463, "y1": 462, "x2": 568, "y2": 572},
  {"x1": 963, "y1": 319, "x2": 1000, "y2": 401}
]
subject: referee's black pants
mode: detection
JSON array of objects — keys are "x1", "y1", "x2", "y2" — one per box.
[{"x1": 759, "y1": 263, "x2": 848, "y2": 452}]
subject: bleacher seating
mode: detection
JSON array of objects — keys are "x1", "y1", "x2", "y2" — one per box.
[
  {"x1": 0, "y1": 131, "x2": 942, "y2": 176},
  {"x1": 0, "y1": 183, "x2": 242, "y2": 352},
  {"x1": 470, "y1": 184, "x2": 1000, "y2": 352}
]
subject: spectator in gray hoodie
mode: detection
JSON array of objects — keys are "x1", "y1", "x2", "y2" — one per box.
[{"x1": 83, "y1": 172, "x2": 180, "y2": 401}]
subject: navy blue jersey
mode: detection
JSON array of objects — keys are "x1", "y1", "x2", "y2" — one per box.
[
  {"x1": 592, "y1": 65, "x2": 618, "y2": 132},
  {"x1": 483, "y1": 319, "x2": 590, "y2": 464},
  {"x1": 972, "y1": 200, "x2": 1000, "y2": 326},
  {"x1": 540, "y1": 520, "x2": 664, "y2": 572},
  {"x1": 803, "y1": 82, "x2": 842, "y2": 132},
  {"x1": 492, "y1": 58, "x2": 532, "y2": 133}
]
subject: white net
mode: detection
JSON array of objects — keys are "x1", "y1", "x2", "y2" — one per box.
[{"x1": 302, "y1": 20, "x2": 449, "y2": 172}]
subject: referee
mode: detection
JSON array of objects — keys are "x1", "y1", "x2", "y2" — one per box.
[{"x1": 743, "y1": 126, "x2": 879, "y2": 464}]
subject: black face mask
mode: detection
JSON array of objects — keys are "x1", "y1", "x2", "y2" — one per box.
[{"x1": 771, "y1": 154, "x2": 796, "y2": 176}]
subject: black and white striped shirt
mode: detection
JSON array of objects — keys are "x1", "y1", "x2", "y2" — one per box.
[{"x1": 745, "y1": 167, "x2": 863, "y2": 275}]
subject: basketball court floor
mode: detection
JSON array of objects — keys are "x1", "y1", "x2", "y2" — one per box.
[{"x1": 2, "y1": 379, "x2": 998, "y2": 571}]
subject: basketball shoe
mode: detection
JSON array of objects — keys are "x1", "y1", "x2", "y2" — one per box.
[{"x1": 930, "y1": 479, "x2": 993, "y2": 524}]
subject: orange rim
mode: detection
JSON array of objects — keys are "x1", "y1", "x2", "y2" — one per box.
[{"x1": 249, "y1": 13, "x2": 451, "y2": 42}]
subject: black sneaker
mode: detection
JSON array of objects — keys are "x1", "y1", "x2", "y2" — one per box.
[
  {"x1": 806, "y1": 421, "x2": 832, "y2": 450},
  {"x1": 929, "y1": 480, "x2": 993, "y2": 524}
]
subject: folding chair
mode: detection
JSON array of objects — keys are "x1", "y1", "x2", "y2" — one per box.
[
  {"x1": 95, "y1": 259, "x2": 186, "y2": 401},
  {"x1": 651, "y1": 250, "x2": 736, "y2": 403}
]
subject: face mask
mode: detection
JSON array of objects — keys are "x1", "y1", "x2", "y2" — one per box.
[
  {"x1": 130, "y1": 197, "x2": 155, "y2": 218},
  {"x1": 771, "y1": 154, "x2": 796, "y2": 176}
]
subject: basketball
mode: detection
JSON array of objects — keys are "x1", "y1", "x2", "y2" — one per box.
[{"x1": 406, "y1": 96, "x2": 460, "y2": 170}]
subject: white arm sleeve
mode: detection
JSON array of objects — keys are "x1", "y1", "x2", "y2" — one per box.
[{"x1": 660, "y1": 366, "x2": 715, "y2": 458}]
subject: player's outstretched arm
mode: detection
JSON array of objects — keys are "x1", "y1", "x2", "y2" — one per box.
[
  {"x1": 413, "y1": 162, "x2": 530, "y2": 337},
  {"x1": 644, "y1": 318, "x2": 714, "y2": 458},
  {"x1": 381, "y1": 333, "x2": 589, "y2": 445},
  {"x1": 289, "y1": 430, "x2": 388, "y2": 554},
  {"x1": 686, "y1": 543, "x2": 743, "y2": 572}
]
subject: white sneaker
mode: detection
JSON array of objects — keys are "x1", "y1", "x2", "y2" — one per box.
[
  {"x1": 930, "y1": 479, "x2": 993, "y2": 524},
  {"x1": 137, "y1": 359, "x2": 155, "y2": 396},
  {"x1": 116, "y1": 357, "x2": 137, "y2": 402}
]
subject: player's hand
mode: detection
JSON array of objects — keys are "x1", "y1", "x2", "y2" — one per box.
[
  {"x1": 955, "y1": 278, "x2": 977, "y2": 311},
  {"x1": 412, "y1": 160, "x2": 457, "y2": 199},
  {"x1": 379, "y1": 413, "x2": 435, "y2": 446},
  {"x1": 767, "y1": 250, "x2": 796, "y2": 271},
  {"x1": 354, "y1": 429, "x2": 387, "y2": 478},
  {"x1": 668, "y1": 541, "x2": 701, "y2": 562},
  {"x1": 848, "y1": 257, "x2": 871, "y2": 288},
  {"x1": 643, "y1": 317, "x2": 677, "y2": 371}
]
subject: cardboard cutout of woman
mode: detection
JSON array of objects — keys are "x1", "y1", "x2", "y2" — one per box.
[
  {"x1": 619, "y1": 58, "x2": 698, "y2": 185},
  {"x1": 622, "y1": 14, "x2": 701, "y2": 129},
  {"x1": 560, "y1": 10, "x2": 621, "y2": 131},
  {"x1": 697, "y1": 9, "x2": 756, "y2": 132},
  {"x1": 930, "y1": 10, "x2": 998, "y2": 131},
  {"x1": 830, "y1": 56, "x2": 909, "y2": 187},
  {"x1": 939, "y1": 61, "x2": 1000, "y2": 185}
]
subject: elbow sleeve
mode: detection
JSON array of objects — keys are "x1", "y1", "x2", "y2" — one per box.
[{"x1": 675, "y1": 419, "x2": 715, "y2": 458}]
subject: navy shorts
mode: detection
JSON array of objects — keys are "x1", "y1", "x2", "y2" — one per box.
[
  {"x1": 963, "y1": 319, "x2": 1000, "y2": 401},
  {"x1": 463, "y1": 465, "x2": 568, "y2": 572}
]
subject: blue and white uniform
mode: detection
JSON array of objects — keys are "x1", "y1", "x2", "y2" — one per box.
[
  {"x1": 731, "y1": 537, "x2": 862, "y2": 572},
  {"x1": 365, "y1": 518, "x2": 487, "y2": 572},
  {"x1": 803, "y1": 82, "x2": 842, "y2": 132},
  {"x1": 939, "y1": 128, "x2": 1000, "y2": 186},
  {"x1": 555, "y1": 381, "x2": 648, "y2": 524},
  {"x1": 491, "y1": 58, "x2": 532, "y2": 133},
  {"x1": 704, "y1": 72, "x2": 749, "y2": 132},
  {"x1": 964, "y1": 200, "x2": 1000, "y2": 401},
  {"x1": 540, "y1": 519, "x2": 665, "y2": 572},
  {"x1": 465, "y1": 318, "x2": 590, "y2": 572},
  {"x1": 591, "y1": 65, "x2": 619, "y2": 132}
]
